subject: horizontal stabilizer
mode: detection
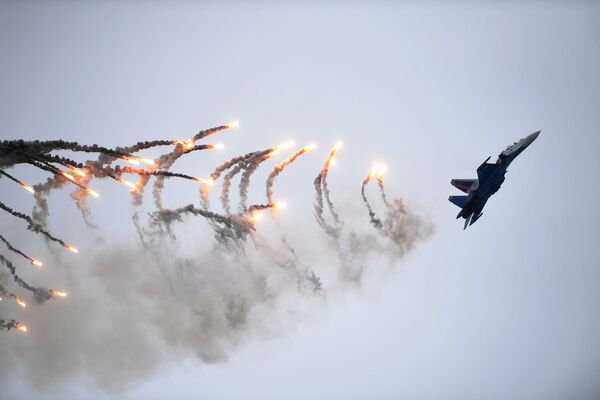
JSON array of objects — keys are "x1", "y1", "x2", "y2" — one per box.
[
  {"x1": 449, "y1": 195, "x2": 468, "y2": 209},
  {"x1": 451, "y1": 178, "x2": 478, "y2": 193}
]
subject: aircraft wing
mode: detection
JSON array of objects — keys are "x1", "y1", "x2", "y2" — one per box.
[{"x1": 476, "y1": 157, "x2": 501, "y2": 181}]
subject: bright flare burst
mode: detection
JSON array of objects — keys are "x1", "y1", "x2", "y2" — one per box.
[
  {"x1": 65, "y1": 244, "x2": 79, "y2": 254},
  {"x1": 225, "y1": 121, "x2": 240, "y2": 129},
  {"x1": 19, "y1": 182, "x2": 35, "y2": 194},
  {"x1": 271, "y1": 201, "x2": 287, "y2": 210},
  {"x1": 194, "y1": 177, "x2": 214, "y2": 185},
  {"x1": 122, "y1": 156, "x2": 139, "y2": 166},
  {"x1": 248, "y1": 212, "x2": 263, "y2": 222},
  {"x1": 268, "y1": 140, "x2": 296, "y2": 157},
  {"x1": 116, "y1": 177, "x2": 136, "y2": 189},
  {"x1": 277, "y1": 140, "x2": 295, "y2": 150},
  {"x1": 30, "y1": 258, "x2": 43, "y2": 267},
  {"x1": 376, "y1": 164, "x2": 387, "y2": 179},
  {"x1": 211, "y1": 143, "x2": 225, "y2": 150},
  {"x1": 51, "y1": 290, "x2": 68, "y2": 298},
  {"x1": 66, "y1": 165, "x2": 87, "y2": 177},
  {"x1": 86, "y1": 188, "x2": 100, "y2": 198},
  {"x1": 60, "y1": 171, "x2": 76, "y2": 181},
  {"x1": 14, "y1": 296, "x2": 26, "y2": 308},
  {"x1": 139, "y1": 157, "x2": 155, "y2": 166}
]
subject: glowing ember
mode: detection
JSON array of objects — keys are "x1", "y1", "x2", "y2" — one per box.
[
  {"x1": 65, "y1": 244, "x2": 79, "y2": 254},
  {"x1": 271, "y1": 201, "x2": 287, "y2": 210},
  {"x1": 122, "y1": 156, "x2": 140, "y2": 165},
  {"x1": 19, "y1": 182, "x2": 35, "y2": 194},
  {"x1": 30, "y1": 258, "x2": 43, "y2": 267},
  {"x1": 140, "y1": 158, "x2": 155, "y2": 166},
  {"x1": 248, "y1": 212, "x2": 263, "y2": 222},
  {"x1": 14, "y1": 296, "x2": 26, "y2": 308},
  {"x1": 66, "y1": 165, "x2": 86, "y2": 177},
  {"x1": 277, "y1": 140, "x2": 295, "y2": 150},
  {"x1": 116, "y1": 177, "x2": 136, "y2": 189},
  {"x1": 86, "y1": 188, "x2": 100, "y2": 198},
  {"x1": 194, "y1": 177, "x2": 214, "y2": 185},
  {"x1": 60, "y1": 171, "x2": 76, "y2": 181}
]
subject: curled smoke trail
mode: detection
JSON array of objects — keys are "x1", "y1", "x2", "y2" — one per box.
[
  {"x1": 314, "y1": 142, "x2": 343, "y2": 238},
  {"x1": 360, "y1": 165, "x2": 431, "y2": 256},
  {"x1": 376, "y1": 174, "x2": 391, "y2": 208},
  {"x1": 220, "y1": 161, "x2": 247, "y2": 215},
  {"x1": 238, "y1": 150, "x2": 278, "y2": 212},
  {"x1": 361, "y1": 167, "x2": 383, "y2": 230},
  {"x1": 266, "y1": 144, "x2": 315, "y2": 204},
  {"x1": 0, "y1": 123, "x2": 431, "y2": 394},
  {"x1": 202, "y1": 148, "x2": 271, "y2": 210}
]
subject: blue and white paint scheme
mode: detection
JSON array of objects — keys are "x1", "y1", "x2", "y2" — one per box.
[{"x1": 449, "y1": 131, "x2": 541, "y2": 229}]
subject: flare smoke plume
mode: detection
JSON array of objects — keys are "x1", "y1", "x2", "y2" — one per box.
[{"x1": 0, "y1": 121, "x2": 431, "y2": 392}]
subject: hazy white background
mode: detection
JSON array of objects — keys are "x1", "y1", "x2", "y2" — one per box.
[{"x1": 1, "y1": 1, "x2": 599, "y2": 399}]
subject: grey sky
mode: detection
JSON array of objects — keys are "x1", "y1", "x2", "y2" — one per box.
[{"x1": 1, "y1": 2, "x2": 599, "y2": 399}]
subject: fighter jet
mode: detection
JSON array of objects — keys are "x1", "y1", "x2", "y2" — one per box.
[{"x1": 449, "y1": 131, "x2": 540, "y2": 229}]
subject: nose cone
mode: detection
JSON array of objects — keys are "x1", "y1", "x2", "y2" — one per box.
[
  {"x1": 529, "y1": 130, "x2": 541, "y2": 140},
  {"x1": 525, "y1": 130, "x2": 541, "y2": 146}
]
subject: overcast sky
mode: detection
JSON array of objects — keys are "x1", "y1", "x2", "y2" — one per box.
[{"x1": 1, "y1": 2, "x2": 600, "y2": 399}]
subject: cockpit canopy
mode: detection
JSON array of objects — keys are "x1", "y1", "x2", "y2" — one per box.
[{"x1": 500, "y1": 139, "x2": 523, "y2": 157}]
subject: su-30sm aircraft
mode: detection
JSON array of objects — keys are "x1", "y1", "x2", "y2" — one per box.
[{"x1": 449, "y1": 131, "x2": 541, "y2": 229}]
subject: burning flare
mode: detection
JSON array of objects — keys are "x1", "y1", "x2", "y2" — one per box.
[
  {"x1": 30, "y1": 258, "x2": 43, "y2": 267},
  {"x1": 248, "y1": 212, "x2": 263, "y2": 222},
  {"x1": 115, "y1": 177, "x2": 136, "y2": 189},
  {"x1": 86, "y1": 188, "x2": 100, "y2": 198},
  {"x1": 271, "y1": 201, "x2": 287, "y2": 210},
  {"x1": 121, "y1": 156, "x2": 139, "y2": 166},
  {"x1": 66, "y1": 165, "x2": 87, "y2": 177},
  {"x1": 60, "y1": 171, "x2": 76, "y2": 181},
  {"x1": 19, "y1": 182, "x2": 35, "y2": 194},
  {"x1": 15, "y1": 322, "x2": 27, "y2": 333},
  {"x1": 193, "y1": 177, "x2": 214, "y2": 185},
  {"x1": 65, "y1": 244, "x2": 79, "y2": 254},
  {"x1": 51, "y1": 290, "x2": 67, "y2": 298},
  {"x1": 0, "y1": 169, "x2": 36, "y2": 193},
  {"x1": 225, "y1": 121, "x2": 240, "y2": 129},
  {"x1": 14, "y1": 295, "x2": 26, "y2": 308}
]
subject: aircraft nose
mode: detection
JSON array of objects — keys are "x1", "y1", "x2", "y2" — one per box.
[
  {"x1": 530, "y1": 130, "x2": 541, "y2": 140},
  {"x1": 525, "y1": 130, "x2": 541, "y2": 145}
]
